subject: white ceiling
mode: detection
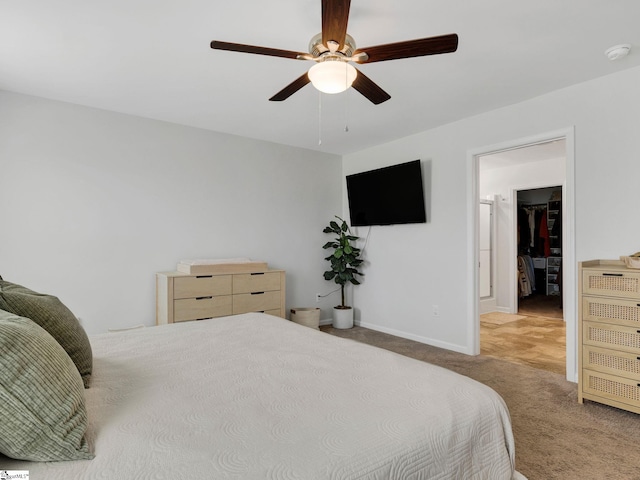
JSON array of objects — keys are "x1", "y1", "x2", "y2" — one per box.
[{"x1": 1, "y1": 0, "x2": 639, "y2": 155}]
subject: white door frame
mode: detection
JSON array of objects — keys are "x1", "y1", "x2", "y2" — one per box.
[
  {"x1": 467, "y1": 127, "x2": 577, "y2": 382},
  {"x1": 479, "y1": 198, "x2": 497, "y2": 313}
]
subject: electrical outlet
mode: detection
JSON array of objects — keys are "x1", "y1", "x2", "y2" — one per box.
[
  {"x1": 316, "y1": 293, "x2": 321, "y2": 303},
  {"x1": 432, "y1": 305, "x2": 439, "y2": 316}
]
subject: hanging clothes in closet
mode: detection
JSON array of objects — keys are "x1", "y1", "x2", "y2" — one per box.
[
  {"x1": 517, "y1": 254, "x2": 538, "y2": 298},
  {"x1": 517, "y1": 204, "x2": 550, "y2": 257},
  {"x1": 517, "y1": 203, "x2": 552, "y2": 298},
  {"x1": 539, "y1": 210, "x2": 551, "y2": 257}
]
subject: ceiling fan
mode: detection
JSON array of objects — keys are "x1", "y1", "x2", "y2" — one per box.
[{"x1": 210, "y1": 0, "x2": 458, "y2": 105}]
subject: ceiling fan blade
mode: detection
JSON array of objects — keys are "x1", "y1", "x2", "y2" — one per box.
[
  {"x1": 322, "y1": 0, "x2": 351, "y2": 49},
  {"x1": 354, "y1": 33, "x2": 458, "y2": 63},
  {"x1": 211, "y1": 41, "x2": 308, "y2": 60},
  {"x1": 269, "y1": 73, "x2": 311, "y2": 101},
  {"x1": 351, "y1": 68, "x2": 391, "y2": 105}
]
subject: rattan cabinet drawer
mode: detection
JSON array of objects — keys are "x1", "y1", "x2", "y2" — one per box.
[
  {"x1": 233, "y1": 272, "x2": 281, "y2": 294},
  {"x1": 174, "y1": 296, "x2": 233, "y2": 322},
  {"x1": 582, "y1": 369, "x2": 640, "y2": 410},
  {"x1": 583, "y1": 320, "x2": 640, "y2": 354},
  {"x1": 233, "y1": 291, "x2": 282, "y2": 315},
  {"x1": 174, "y1": 275, "x2": 232, "y2": 299},
  {"x1": 582, "y1": 297, "x2": 640, "y2": 328},
  {"x1": 579, "y1": 261, "x2": 640, "y2": 413},
  {"x1": 582, "y1": 269, "x2": 640, "y2": 299},
  {"x1": 583, "y1": 345, "x2": 640, "y2": 381}
]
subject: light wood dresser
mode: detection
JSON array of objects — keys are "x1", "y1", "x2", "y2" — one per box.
[
  {"x1": 578, "y1": 259, "x2": 640, "y2": 413},
  {"x1": 156, "y1": 269, "x2": 286, "y2": 325}
]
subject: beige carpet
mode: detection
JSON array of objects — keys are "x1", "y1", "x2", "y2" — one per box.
[
  {"x1": 322, "y1": 325, "x2": 640, "y2": 480},
  {"x1": 481, "y1": 311, "x2": 527, "y2": 325}
]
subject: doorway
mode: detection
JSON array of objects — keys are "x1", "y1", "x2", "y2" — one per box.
[
  {"x1": 516, "y1": 186, "x2": 564, "y2": 321},
  {"x1": 469, "y1": 129, "x2": 576, "y2": 381}
]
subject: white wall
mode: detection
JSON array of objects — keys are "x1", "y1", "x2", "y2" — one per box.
[
  {"x1": 343, "y1": 65, "x2": 640, "y2": 356},
  {"x1": 480, "y1": 159, "x2": 565, "y2": 310},
  {"x1": 0, "y1": 91, "x2": 342, "y2": 334},
  {"x1": 4, "y1": 63, "x2": 640, "y2": 358}
]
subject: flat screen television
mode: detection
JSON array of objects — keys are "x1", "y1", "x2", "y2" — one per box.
[{"x1": 346, "y1": 159, "x2": 427, "y2": 227}]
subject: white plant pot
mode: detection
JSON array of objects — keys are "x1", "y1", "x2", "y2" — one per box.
[{"x1": 332, "y1": 307, "x2": 354, "y2": 329}]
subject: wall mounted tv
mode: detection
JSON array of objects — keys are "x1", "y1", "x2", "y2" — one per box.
[{"x1": 346, "y1": 159, "x2": 427, "y2": 227}]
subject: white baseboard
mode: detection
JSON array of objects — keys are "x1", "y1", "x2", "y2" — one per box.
[
  {"x1": 320, "y1": 317, "x2": 473, "y2": 356},
  {"x1": 479, "y1": 297, "x2": 496, "y2": 314},
  {"x1": 355, "y1": 320, "x2": 473, "y2": 355},
  {"x1": 479, "y1": 304, "x2": 512, "y2": 315}
]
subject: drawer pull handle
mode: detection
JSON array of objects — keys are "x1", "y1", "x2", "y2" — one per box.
[
  {"x1": 196, "y1": 296, "x2": 213, "y2": 300},
  {"x1": 251, "y1": 292, "x2": 265, "y2": 295},
  {"x1": 602, "y1": 273, "x2": 623, "y2": 277},
  {"x1": 250, "y1": 272, "x2": 265, "y2": 276},
  {"x1": 196, "y1": 275, "x2": 213, "y2": 278}
]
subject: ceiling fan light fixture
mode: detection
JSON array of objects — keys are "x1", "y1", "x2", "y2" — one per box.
[{"x1": 308, "y1": 61, "x2": 357, "y2": 94}]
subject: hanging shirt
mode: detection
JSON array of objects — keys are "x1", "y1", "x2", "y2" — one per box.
[
  {"x1": 528, "y1": 209, "x2": 536, "y2": 247},
  {"x1": 539, "y1": 211, "x2": 551, "y2": 257}
]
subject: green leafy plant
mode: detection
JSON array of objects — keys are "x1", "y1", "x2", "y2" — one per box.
[{"x1": 323, "y1": 216, "x2": 364, "y2": 308}]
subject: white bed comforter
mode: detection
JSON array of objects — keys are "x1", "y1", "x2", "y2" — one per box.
[{"x1": 2, "y1": 313, "x2": 523, "y2": 479}]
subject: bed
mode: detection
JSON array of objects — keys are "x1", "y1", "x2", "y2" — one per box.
[{"x1": 1, "y1": 312, "x2": 525, "y2": 479}]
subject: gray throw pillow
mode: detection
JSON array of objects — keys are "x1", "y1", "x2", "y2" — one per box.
[
  {"x1": 0, "y1": 310, "x2": 94, "y2": 461},
  {"x1": 0, "y1": 279, "x2": 92, "y2": 388}
]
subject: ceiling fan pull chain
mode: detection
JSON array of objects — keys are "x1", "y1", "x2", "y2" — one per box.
[
  {"x1": 344, "y1": 67, "x2": 350, "y2": 133},
  {"x1": 345, "y1": 83, "x2": 350, "y2": 133},
  {"x1": 318, "y1": 91, "x2": 323, "y2": 145}
]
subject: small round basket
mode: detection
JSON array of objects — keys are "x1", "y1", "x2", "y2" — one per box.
[{"x1": 290, "y1": 308, "x2": 321, "y2": 330}]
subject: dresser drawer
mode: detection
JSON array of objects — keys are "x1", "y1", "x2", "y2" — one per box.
[
  {"x1": 233, "y1": 291, "x2": 282, "y2": 315},
  {"x1": 582, "y1": 269, "x2": 640, "y2": 299},
  {"x1": 233, "y1": 272, "x2": 281, "y2": 294},
  {"x1": 583, "y1": 369, "x2": 640, "y2": 407},
  {"x1": 174, "y1": 275, "x2": 232, "y2": 299},
  {"x1": 157, "y1": 269, "x2": 285, "y2": 325},
  {"x1": 583, "y1": 321, "x2": 640, "y2": 354},
  {"x1": 582, "y1": 297, "x2": 640, "y2": 328},
  {"x1": 174, "y1": 296, "x2": 232, "y2": 322},
  {"x1": 583, "y1": 345, "x2": 640, "y2": 381}
]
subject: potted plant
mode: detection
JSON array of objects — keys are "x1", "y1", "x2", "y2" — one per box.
[{"x1": 322, "y1": 216, "x2": 364, "y2": 329}]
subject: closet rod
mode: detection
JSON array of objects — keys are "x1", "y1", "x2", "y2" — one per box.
[{"x1": 519, "y1": 203, "x2": 547, "y2": 210}]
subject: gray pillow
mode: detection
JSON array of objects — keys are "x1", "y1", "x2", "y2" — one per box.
[
  {"x1": 0, "y1": 310, "x2": 94, "y2": 461},
  {"x1": 0, "y1": 279, "x2": 92, "y2": 387}
]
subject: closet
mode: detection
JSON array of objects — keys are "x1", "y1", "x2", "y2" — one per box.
[{"x1": 517, "y1": 186, "x2": 563, "y2": 316}]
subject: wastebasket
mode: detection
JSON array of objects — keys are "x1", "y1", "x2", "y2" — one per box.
[{"x1": 290, "y1": 307, "x2": 320, "y2": 330}]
